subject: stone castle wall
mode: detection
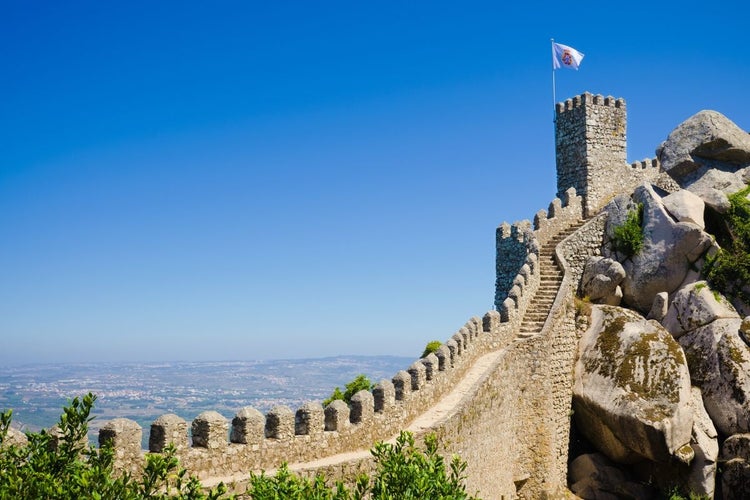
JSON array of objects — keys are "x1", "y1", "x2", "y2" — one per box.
[{"x1": 92, "y1": 92, "x2": 665, "y2": 498}]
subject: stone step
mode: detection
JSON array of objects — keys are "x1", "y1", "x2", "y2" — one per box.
[
  {"x1": 517, "y1": 219, "x2": 588, "y2": 334},
  {"x1": 523, "y1": 318, "x2": 548, "y2": 324}
]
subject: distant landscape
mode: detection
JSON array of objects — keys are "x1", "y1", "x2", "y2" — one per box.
[{"x1": 0, "y1": 356, "x2": 412, "y2": 448}]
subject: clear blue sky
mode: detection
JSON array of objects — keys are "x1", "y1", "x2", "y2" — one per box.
[{"x1": 2, "y1": 1, "x2": 748, "y2": 365}]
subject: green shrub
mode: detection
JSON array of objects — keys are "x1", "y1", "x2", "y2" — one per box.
[
  {"x1": 248, "y1": 463, "x2": 366, "y2": 500},
  {"x1": 612, "y1": 203, "x2": 644, "y2": 257},
  {"x1": 323, "y1": 374, "x2": 374, "y2": 407},
  {"x1": 247, "y1": 431, "x2": 479, "y2": 500},
  {"x1": 0, "y1": 394, "x2": 229, "y2": 499},
  {"x1": 703, "y1": 186, "x2": 750, "y2": 304},
  {"x1": 421, "y1": 340, "x2": 442, "y2": 358},
  {"x1": 368, "y1": 431, "x2": 477, "y2": 499}
]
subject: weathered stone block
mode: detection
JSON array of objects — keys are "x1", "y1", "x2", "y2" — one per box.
[
  {"x1": 421, "y1": 353, "x2": 438, "y2": 380},
  {"x1": 100, "y1": 418, "x2": 142, "y2": 453},
  {"x1": 265, "y1": 405, "x2": 294, "y2": 440},
  {"x1": 373, "y1": 380, "x2": 395, "y2": 412},
  {"x1": 324, "y1": 400, "x2": 350, "y2": 431},
  {"x1": 483, "y1": 310, "x2": 500, "y2": 333},
  {"x1": 191, "y1": 411, "x2": 228, "y2": 450},
  {"x1": 408, "y1": 361, "x2": 427, "y2": 391},
  {"x1": 435, "y1": 345, "x2": 450, "y2": 371},
  {"x1": 295, "y1": 402, "x2": 324, "y2": 436},
  {"x1": 150, "y1": 413, "x2": 187, "y2": 452},
  {"x1": 392, "y1": 370, "x2": 412, "y2": 401},
  {"x1": 349, "y1": 390, "x2": 374, "y2": 424},
  {"x1": 230, "y1": 406, "x2": 265, "y2": 445}
]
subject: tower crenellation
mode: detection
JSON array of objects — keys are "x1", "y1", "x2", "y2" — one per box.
[{"x1": 555, "y1": 92, "x2": 665, "y2": 216}]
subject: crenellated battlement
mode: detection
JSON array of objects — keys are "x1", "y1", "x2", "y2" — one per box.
[
  {"x1": 495, "y1": 187, "x2": 583, "y2": 312},
  {"x1": 629, "y1": 157, "x2": 660, "y2": 170},
  {"x1": 555, "y1": 92, "x2": 625, "y2": 113},
  {"x1": 98, "y1": 313, "x2": 515, "y2": 483}
]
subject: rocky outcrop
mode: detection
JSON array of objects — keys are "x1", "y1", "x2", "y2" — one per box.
[
  {"x1": 580, "y1": 256, "x2": 625, "y2": 305},
  {"x1": 679, "y1": 319, "x2": 750, "y2": 435},
  {"x1": 720, "y1": 434, "x2": 750, "y2": 500},
  {"x1": 613, "y1": 184, "x2": 712, "y2": 313},
  {"x1": 658, "y1": 110, "x2": 750, "y2": 214},
  {"x1": 658, "y1": 110, "x2": 750, "y2": 181},
  {"x1": 662, "y1": 281, "x2": 739, "y2": 339},
  {"x1": 573, "y1": 305, "x2": 693, "y2": 464},
  {"x1": 568, "y1": 107, "x2": 750, "y2": 497}
]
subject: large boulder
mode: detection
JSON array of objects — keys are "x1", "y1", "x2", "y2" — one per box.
[
  {"x1": 573, "y1": 305, "x2": 693, "y2": 464},
  {"x1": 657, "y1": 110, "x2": 750, "y2": 214},
  {"x1": 662, "y1": 189, "x2": 706, "y2": 229},
  {"x1": 580, "y1": 256, "x2": 626, "y2": 305},
  {"x1": 720, "y1": 434, "x2": 750, "y2": 500},
  {"x1": 616, "y1": 184, "x2": 712, "y2": 313},
  {"x1": 630, "y1": 386, "x2": 718, "y2": 497},
  {"x1": 662, "y1": 281, "x2": 739, "y2": 339},
  {"x1": 678, "y1": 318, "x2": 750, "y2": 435},
  {"x1": 658, "y1": 110, "x2": 750, "y2": 180}
]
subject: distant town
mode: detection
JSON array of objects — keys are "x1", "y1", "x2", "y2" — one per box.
[{"x1": 0, "y1": 356, "x2": 411, "y2": 448}]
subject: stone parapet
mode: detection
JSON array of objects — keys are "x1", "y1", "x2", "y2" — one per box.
[{"x1": 97, "y1": 311, "x2": 513, "y2": 481}]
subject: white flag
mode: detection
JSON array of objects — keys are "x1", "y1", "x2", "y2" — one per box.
[{"x1": 552, "y1": 42, "x2": 584, "y2": 70}]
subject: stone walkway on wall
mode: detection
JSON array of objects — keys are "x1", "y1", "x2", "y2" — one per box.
[
  {"x1": 203, "y1": 350, "x2": 505, "y2": 489},
  {"x1": 518, "y1": 221, "x2": 584, "y2": 337}
]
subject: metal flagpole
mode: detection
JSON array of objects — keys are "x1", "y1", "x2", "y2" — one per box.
[{"x1": 551, "y1": 38, "x2": 557, "y2": 123}]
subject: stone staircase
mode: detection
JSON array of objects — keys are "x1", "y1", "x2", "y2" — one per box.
[{"x1": 518, "y1": 221, "x2": 585, "y2": 337}]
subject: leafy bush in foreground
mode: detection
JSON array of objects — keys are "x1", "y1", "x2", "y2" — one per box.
[
  {"x1": 0, "y1": 393, "x2": 227, "y2": 499},
  {"x1": 248, "y1": 431, "x2": 478, "y2": 500}
]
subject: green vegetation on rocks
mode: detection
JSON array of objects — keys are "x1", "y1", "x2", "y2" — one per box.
[
  {"x1": 612, "y1": 203, "x2": 644, "y2": 257},
  {"x1": 703, "y1": 186, "x2": 750, "y2": 304},
  {"x1": 323, "y1": 374, "x2": 375, "y2": 406},
  {"x1": 421, "y1": 340, "x2": 442, "y2": 358}
]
